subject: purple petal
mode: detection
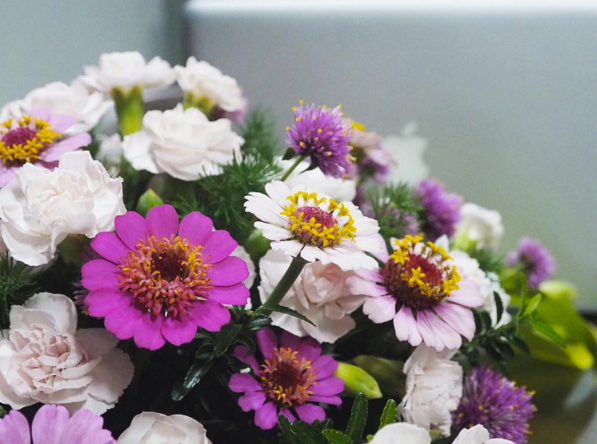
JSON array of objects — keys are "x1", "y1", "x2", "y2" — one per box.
[
  {"x1": 280, "y1": 409, "x2": 296, "y2": 422},
  {"x1": 239, "y1": 391, "x2": 268, "y2": 412},
  {"x1": 133, "y1": 313, "x2": 166, "y2": 350},
  {"x1": 38, "y1": 133, "x2": 91, "y2": 162},
  {"x1": 254, "y1": 402, "x2": 278, "y2": 430},
  {"x1": 233, "y1": 346, "x2": 260, "y2": 373},
  {"x1": 31, "y1": 405, "x2": 70, "y2": 444},
  {"x1": 202, "y1": 230, "x2": 238, "y2": 263},
  {"x1": 161, "y1": 316, "x2": 198, "y2": 346},
  {"x1": 298, "y1": 337, "x2": 322, "y2": 362},
  {"x1": 281, "y1": 331, "x2": 301, "y2": 350},
  {"x1": 295, "y1": 404, "x2": 325, "y2": 423},
  {"x1": 62, "y1": 409, "x2": 116, "y2": 444},
  {"x1": 178, "y1": 212, "x2": 213, "y2": 246},
  {"x1": 86, "y1": 289, "x2": 130, "y2": 317},
  {"x1": 0, "y1": 410, "x2": 31, "y2": 444},
  {"x1": 209, "y1": 256, "x2": 249, "y2": 286},
  {"x1": 91, "y1": 231, "x2": 130, "y2": 264},
  {"x1": 229, "y1": 373, "x2": 262, "y2": 393},
  {"x1": 313, "y1": 356, "x2": 338, "y2": 380},
  {"x1": 311, "y1": 376, "x2": 344, "y2": 396},
  {"x1": 309, "y1": 395, "x2": 342, "y2": 405},
  {"x1": 104, "y1": 301, "x2": 139, "y2": 340},
  {"x1": 207, "y1": 284, "x2": 249, "y2": 305},
  {"x1": 146, "y1": 205, "x2": 179, "y2": 239},
  {"x1": 189, "y1": 301, "x2": 231, "y2": 332},
  {"x1": 257, "y1": 327, "x2": 278, "y2": 359},
  {"x1": 81, "y1": 260, "x2": 120, "y2": 291},
  {"x1": 114, "y1": 211, "x2": 148, "y2": 251}
]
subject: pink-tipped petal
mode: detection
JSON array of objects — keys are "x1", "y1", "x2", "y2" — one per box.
[
  {"x1": 295, "y1": 404, "x2": 325, "y2": 424},
  {"x1": 114, "y1": 212, "x2": 148, "y2": 251},
  {"x1": 146, "y1": 204, "x2": 179, "y2": 238},
  {"x1": 202, "y1": 230, "x2": 238, "y2": 263},
  {"x1": 209, "y1": 256, "x2": 249, "y2": 286},
  {"x1": 91, "y1": 231, "x2": 130, "y2": 263},
  {"x1": 254, "y1": 402, "x2": 278, "y2": 430},
  {"x1": 190, "y1": 301, "x2": 231, "y2": 332},
  {"x1": 449, "y1": 279, "x2": 484, "y2": 308},
  {"x1": 311, "y1": 376, "x2": 344, "y2": 396},
  {"x1": 81, "y1": 260, "x2": 120, "y2": 291},
  {"x1": 62, "y1": 408, "x2": 116, "y2": 444},
  {"x1": 257, "y1": 328, "x2": 278, "y2": 359},
  {"x1": 207, "y1": 284, "x2": 249, "y2": 305},
  {"x1": 229, "y1": 373, "x2": 262, "y2": 393},
  {"x1": 435, "y1": 302, "x2": 477, "y2": 341},
  {"x1": 178, "y1": 212, "x2": 213, "y2": 246},
  {"x1": 39, "y1": 133, "x2": 91, "y2": 162},
  {"x1": 31, "y1": 404, "x2": 70, "y2": 444},
  {"x1": 133, "y1": 314, "x2": 166, "y2": 350},
  {"x1": 161, "y1": 317, "x2": 198, "y2": 346},
  {"x1": 363, "y1": 296, "x2": 396, "y2": 324},
  {"x1": 393, "y1": 306, "x2": 422, "y2": 346},
  {"x1": 421, "y1": 310, "x2": 462, "y2": 351}
]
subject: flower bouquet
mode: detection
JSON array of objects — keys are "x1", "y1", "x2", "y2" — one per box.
[{"x1": 0, "y1": 51, "x2": 592, "y2": 444}]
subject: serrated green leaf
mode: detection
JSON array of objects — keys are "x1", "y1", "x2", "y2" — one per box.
[
  {"x1": 214, "y1": 322, "x2": 243, "y2": 356},
  {"x1": 290, "y1": 420, "x2": 327, "y2": 444},
  {"x1": 322, "y1": 430, "x2": 354, "y2": 444},
  {"x1": 494, "y1": 291, "x2": 504, "y2": 324},
  {"x1": 345, "y1": 393, "x2": 368, "y2": 443},
  {"x1": 171, "y1": 360, "x2": 213, "y2": 401},
  {"x1": 268, "y1": 304, "x2": 316, "y2": 326},
  {"x1": 378, "y1": 399, "x2": 398, "y2": 430},
  {"x1": 524, "y1": 294, "x2": 542, "y2": 317},
  {"x1": 245, "y1": 314, "x2": 272, "y2": 331},
  {"x1": 278, "y1": 415, "x2": 297, "y2": 444}
]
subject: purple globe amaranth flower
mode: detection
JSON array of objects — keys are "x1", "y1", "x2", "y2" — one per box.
[
  {"x1": 453, "y1": 367, "x2": 536, "y2": 444},
  {"x1": 506, "y1": 237, "x2": 555, "y2": 289},
  {"x1": 345, "y1": 118, "x2": 394, "y2": 184},
  {"x1": 229, "y1": 327, "x2": 344, "y2": 430},
  {"x1": 82, "y1": 204, "x2": 249, "y2": 350},
  {"x1": 0, "y1": 404, "x2": 116, "y2": 444},
  {"x1": 416, "y1": 179, "x2": 463, "y2": 241},
  {"x1": 286, "y1": 102, "x2": 354, "y2": 178}
]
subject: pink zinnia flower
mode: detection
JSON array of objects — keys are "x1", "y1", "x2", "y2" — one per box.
[
  {"x1": 82, "y1": 205, "x2": 249, "y2": 350},
  {"x1": 363, "y1": 235, "x2": 484, "y2": 351},
  {"x1": 229, "y1": 327, "x2": 344, "y2": 430},
  {"x1": 0, "y1": 404, "x2": 116, "y2": 444},
  {"x1": 0, "y1": 108, "x2": 91, "y2": 186}
]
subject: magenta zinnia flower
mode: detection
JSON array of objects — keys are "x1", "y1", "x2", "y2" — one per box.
[
  {"x1": 0, "y1": 404, "x2": 116, "y2": 444},
  {"x1": 415, "y1": 179, "x2": 463, "y2": 241},
  {"x1": 229, "y1": 327, "x2": 344, "y2": 430},
  {"x1": 506, "y1": 237, "x2": 555, "y2": 289},
  {"x1": 82, "y1": 205, "x2": 249, "y2": 350},
  {"x1": 287, "y1": 103, "x2": 354, "y2": 178},
  {"x1": 453, "y1": 367, "x2": 536, "y2": 444},
  {"x1": 0, "y1": 108, "x2": 91, "y2": 186}
]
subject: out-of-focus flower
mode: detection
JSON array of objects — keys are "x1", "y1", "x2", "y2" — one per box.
[
  {"x1": 82, "y1": 205, "x2": 249, "y2": 350},
  {"x1": 123, "y1": 105, "x2": 243, "y2": 180},
  {"x1": 415, "y1": 179, "x2": 463, "y2": 241},
  {"x1": 96, "y1": 133, "x2": 123, "y2": 171},
  {"x1": 369, "y1": 423, "x2": 431, "y2": 444},
  {"x1": 455, "y1": 203, "x2": 504, "y2": 250},
  {"x1": 383, "y1": 122, "x2": 429, "y2": 185},
  {"x1": 0, "y1": 293, "x2": 133, "y2": 414},
  {"x1": 453, "y1": 425, "x2": 516, "y2": 444},
  {"x1": 0, "y1": 151, "x2": 125, "y2": 266},
  {"x1": 258, "y1": 249, "x2": 374, "y2": 343},
  {"x1": 363, "y1": 235, "x2": 484, "y2": 351},
  {"x1": 245, "y1": 180, "x2": 382, "y2": 271},
  {"x1": 344, "y1": 118, "x2": 394, "y2": 183},
  {"x1": 229, "y1": 327, "x2": 343, "y2": 430},
  {"x1": 0, "y1": 109, "x2": 92, "y2": 186},
  {"x1": 0, "y1": 404, "x2": 117, "y2": 444},
  {"x1": 453, "y1": 367, "x2": 535, "y2": 444},
  {"x1": 232, "y1": 245, "x2": 256, "y2": 309},
  {"x1": 0, "y1": 82, "x2": 113, "y2": 135},
  {"x1": 506, "y1": 237, "x2": 555, "y2": 289},
  {"x1": 399, "y1": 345, "x2": 463, "y2": 437},
  {"x1": 118, "y1": 412, "x2": 212, "y2": 444},
  {"x1": 287, "y1": 102, "x2": 354, "y2": 178}
]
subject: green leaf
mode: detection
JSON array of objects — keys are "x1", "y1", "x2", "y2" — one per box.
[
  {"x1": 282, "y1": 147, "x2": 296, "y2": 160},
  {"x1": 345, "y1": 393, "x2": 368, "y2": 444},
  {"x1": 511, "y1": 336, "x2": 531, "y2": 355},
  {"x1": 322, "y1": 430, "x2": 354, "y2": 444},
  {"x1": 494, "y1": 291, "x2": 504, "y2": 324},
  {"x1": 378, "y1": 399, "x2": 398, "y2": 430},
  {"x1": 278, "y1": 415, "x2": 298, "y2": 444},
  {"x1": 171, "y1": 360, "x2": 213, "y2": 401},
  {"x1": 480, "y1": 311, "x2": 493, "y2": 330},
  {"x1": 290, "y1": 421, "x2": 326, "y2": 444},
  {"x1": 245, "y1": 314, "x2": 272, "y2": 331},
  {"x1": 524, "y1": 294, "x2": 543, "y2": 317},
  {"x1": 529, "y1": 318, "x2": 567, "y2": 347},
  {"x1": 267, "y1": 304, "x2": 316, "y2": 326},
  {"x1": 472, "y1": 309, "x2": 484, "y2": 334},
  {"x1": 214, "y1": 322, "x2": 243, "y2": 357}
]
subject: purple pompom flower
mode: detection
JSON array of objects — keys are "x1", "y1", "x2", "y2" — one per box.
[
  {"x1": 0, "y1": 404, "x2": 116, "y2": 444},
  {"x1": 506, "y1": 237, "x2": 555, "y2": 289},
  {"x1": 453, "y1": 367, "x2": 536, "y2": 444},
  {"x1": 229, "y1": 327, "x2": 344, "y2": 430},
  {"x1": 415, "y1": 179, "x2": 463, "y2": 241},
  {"x1": 82, "y1": 204, "x2": 249, "y2": 350},
  {"x1": 286, "y1": 102, "x2": 354, "y2": 178}
]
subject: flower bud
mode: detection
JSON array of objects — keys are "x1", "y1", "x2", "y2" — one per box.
[
  {"x1": 539, "y1": 280, "x2": 578, "y2": 302},
  {"x1": 244, "y1": 229, "x2": 271, "y2": 263},
  {"x1": 334, "y1": 362, "x2": 382, "y2": 399},
  {"x1": 352, "y1": 355, "x2": 405, "y2": 398},
  {"x1": 112, "y1": 86, "x2": 145, "y2": 135},
  {"x1": 136, "y1": 189, "x2": 164, "y2": 217}
]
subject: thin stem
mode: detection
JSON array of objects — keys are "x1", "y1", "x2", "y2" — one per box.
[
  {"x1": 256, "y1": 255, "x2": 307, "y2": 314},
  {"x1": 280, "y1": 155, "x2": 306, "y2": 181}
]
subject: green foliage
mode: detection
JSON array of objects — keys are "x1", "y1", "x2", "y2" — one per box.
[
  {"x1": 377, "y1": 399, "x2": 398, "y2": 430},
  {"x1": 467, "y1": 246, "x2": 505, "y2": 275},
  {"x1": 240, "y1": 108, "x2": 282, "y2": 160},
  {"x1": 0, "y1": 252, "x2": 38, "y2": 328},
  {"x1": 345, "y1": 393, "x2": 368, "y2": 443}
]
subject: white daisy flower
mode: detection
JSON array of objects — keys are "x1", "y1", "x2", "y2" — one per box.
[{"x1": 244, "y1": 180, "x2": 382, "y2": 271}]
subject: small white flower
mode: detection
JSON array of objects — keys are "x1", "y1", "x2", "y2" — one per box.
[
  {"x1": 369, "y1": 423, "x2": 431, "y2": 444},
  {"x1": 231, "y1": 245, "x2": 256, "y2": 309},
  {"x1": 0, "y1": 82, "x2": 112, "y2": 135},
  {"x1": 259, "y1": 249, "x2": 377, "y2": 343},
  {"x1": 399, "y1": 345, "x2": 463, "y2": 437},
  {"x1": 122, "y1": 104, "x2": 244, "y2": 181},
  {"x1": 80, "y1": 51, "x2": 175, "y2": 94},
  {"x1": 0, "y1": 151, "x2": 125, "y2": 266},
  {"x1": 455, "y1": 203, "x2": 505, "y2": 250},
  {"x1": 96, "y1": 133, "x2": 124, "y2": 172},
  {"x1": 0, "y1": 293, "x2": 133, "y2": 415},
  {"x1": 383, "y1": 122, "x2": 429, "y2": 185},
  {"x1": 119, "y1": 412, "x2": 212, "y2": 444},
  {"x1": 245, "y1": 180, "x2": 382, "y2": 271},
  {"x1": 175, "y1": 57, "x2": 245, "y2": 113},
  {"x1": 453, "y1": 425, "x2": 516, "y2": 444}
]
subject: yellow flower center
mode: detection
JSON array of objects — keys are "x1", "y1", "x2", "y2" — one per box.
[{"x1": 0, "y1": 116, "x2": 61, "y2": 165}]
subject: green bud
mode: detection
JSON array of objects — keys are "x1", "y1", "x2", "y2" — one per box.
[
  {"x1": 57, "y1": 235, "x2": 90, "y2": 266},
  {"x1": 183, "y1": 92, "x2": 214, "y2": 117},
  {"x1": 244, "y1": 229, "x2": 271, "y2": 263},
  {"x1": 136, "y1": 189, "x2": 164, "y2": 217},
  {"x1": 539, "y1": 280, "x2": 578, "y2": 302},
  {"x1": 112, "y1": 86, "x2": 145, "y2": 136},
  {"x1": 352, "y1": 355, "x2": 405, "y2": 398},
  {"x1": 334, "y1": 362, "x2": 382, "y2": 399}
]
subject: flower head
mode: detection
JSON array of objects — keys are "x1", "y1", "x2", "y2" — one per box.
[
  {"x1": 245, "y1": 180, "x2": 382, "y2": 271},
  {"x1": 287, "y1": 102, "x2": 354, "y2": 178},
  {"x1": 363, "y1": 235, "x2": 484, "y2": 351},
  {"x1": 0, "y1": 405, "x2": 117, "y2": 444},
  {"x1": 123, "y1": 104, "x2": 244, "y2": 180},
  {"x1": 506, "y1": 237, "x2": 555, "y2": 289},
  {"x1": 416, "y1": 179, "x2": 463, "y2": 241},
  {"x1": 455, "y1": 203, "x2": 505, "y2": 250},
  {"x1": 82, "y1": 205, "x2": 249, "y2": 350},
  {"x1": 0, "y1": 109, "x2": 92, "y2": 186},
  {"x1": 345, "y1": 118, "x2": 394, "y2": 183},
  {"x1": 453, "y1": 367, "x2": 536, "y2": 444},
  {"x1": 119, "y1": 412, "x2": 212, "y2": 444},
  {"x1": 229, "y1": 327, "x2": 344, "y2": 430},
  {"x1": 370, "y1": 423, "x2": 431, "y2": 444},
  {"x1": 453, "y1": 425, "x2": 516, "y2": 444}
]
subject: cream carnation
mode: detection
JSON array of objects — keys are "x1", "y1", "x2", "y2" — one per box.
[
  {"x1": 259, "y1": 249, "x2": 377, "y2": 343},
  {"x1": 123, "y1": 105, "x2": 244, "y2": 180},
  {"x1": 0, "y1": 151, "x2": 125, "y2": 266},
  {"x1": 399, "y1": 345, "x2": 463, "y2": 437},
  {"x1": 119, "y1": 412, "x2": 212, "y2": 444},
  {"x1": 369, "y1": 423, "x2": 431, "y2": 444},
  {"x1": 455, "y1": 203, "x2": 504, "y2": 250},
  {"x1": 0, "y1": 293, "x2": 133, "y2": 415},
  {"x1": 453, "y1": 425, "x2": 516, "y2": 444}
]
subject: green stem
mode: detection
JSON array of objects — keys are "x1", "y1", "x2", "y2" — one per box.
[
  {"x1": 280, "y1": 155, "x2": 306, "y2": 181},
  {"x1": 256, "y1": 255, "x2": 307, "y2": 314},
  {"x1": 112, "y1": 86, "x2": 145, "y2": 136}
]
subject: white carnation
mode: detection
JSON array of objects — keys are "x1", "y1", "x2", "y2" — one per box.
[
  {"x1": 119, "y1": 412, "x2": 212, "y2": 444},
  {"x1": 455, "y1": 203, "x2": 504, "y2": 250},
  {"x1": 453, "y1": 425, "x2": 516, "y2": 444},
  {"x1": 0, "y1": 151, "x2": 125, "y2": 266},
  {"x1": 369, "y1": 423, "x2": 431, "y2": 444},
  {"x1": 123, "y1": 104, "x2": 244, "y2": 181}
]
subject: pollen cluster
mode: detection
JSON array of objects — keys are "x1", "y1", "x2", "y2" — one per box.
[{"x1": 0, "y1": 116, "x2": 60, "y2": 165}]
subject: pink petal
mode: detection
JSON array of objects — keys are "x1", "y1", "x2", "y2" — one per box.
[
  {"x1": 448, "y1": 279, "x2": 484, "y2": 308},
  {"x1": 202, "y1": 230, "x2": 238, "y2": 263},
  {"x1": 257, "y1": 327, "x2": 278, "y2": 358},
  {"x1": 254, "y1": 402, "x2": 278, "y2": 430},
  {"x1": 146, "y1": 204, "x2": 179, "y2": 238},
  {"x1": 91, "y1": 231, "x2": 130, "y2": 264},
  {"x1": 0, "y1": 410, "x2": 31, "y2": 444},
  {"x1": 239, "y1": 391, "x2": 267, "y2": 412},
  {"x1": 363, "y1": 296, "x2": 396, "y2": 324},
  {"x1": 0, "y1": 166, "x2": 17, "y2": 187},
  {"x1": 31, "y1": 405, "x2": 70, "y2": 444},
  {"x1": 298, "y1": 337, "x2": 322, "y2": 362},
  {"x1": 435, "y1": 302, "x2": 477, "y2": 341},
  {"x1": 309, "y1": 395, "x2": 342, "y2": 405},
  {"x1": 189, "y1": 301, "x2": 231, "y2": 332},
  {"x1": 133, "y1": 313, "x2": 166, "y2": 350},
  {"x1": 86, "y1": 289, "x2": 130, "y2": 317},
  {"x1": 313, "y1": 355, "x2": 338, "y2": 380},
  {"x1": 81, "y1": 260, "x2": 120, "y2": 291},
  {"x1": 178, "y1": 212, "x2": 213, "y2": 246},
  {"x1": 311, "y1": 376, "x2": 344, "y2": 396},
  {"x1": 161, "y1": 316, "x2": 198, "y2": 346},
  {"x1": 420, "y1": 311, "x2": 462, "y2": 351},
  {"x1": 295, "y1": 404, "x2": 325, "y2": 423},
  {"x1": 279, "y1": 409, "x2": 296, "y2": 422},
  {"x1": 62, "y1": 409, "x2": 116, "y2": 444},
  {"x1": 207, "y1": 284, "x2": 249, "y2": 305},
  {"x1": 393, "y1": 306, "x2": 422, "y2": 346},
  {"x1": 209, "y1": 256, "x2": 249, "y2": 286},
  {"x1": 229, "y1": 373, "x2": 262, "y2": 393},
  {"x1": 38, "y1": 133, "x2": 91, "y2": 162},
  {"x1": 103, "y1": 302, "x2": 139, "y2": 340},
  {"x1": 233, "y1": 345, "x2": 260, "y2": 373},
  {"x1": 413, "y1": 309, "x2": 439, "y2": 350},
  {"x1": 114, "y1": 212, "x2": 148, "y2": 251}
]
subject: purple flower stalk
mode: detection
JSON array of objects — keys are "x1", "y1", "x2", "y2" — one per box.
[
  {"x1": 507, "y1": 237, "x2": 555, "y2": 289},
  {"x1": 415, "y1": 179, "x2": 463, "y2": 240},
  {"x1": 0, "y1": 405, "x2": 116, "y2": 444},
  {"x1": 453, "y1": 367, "x2": 536, "y2": 444},
  {"x1": 286, "y1": 103, "x2": 354, "y2": 178},
  {"x1": 229, "y1": 327, "x2": 344, "y2": 430}
]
